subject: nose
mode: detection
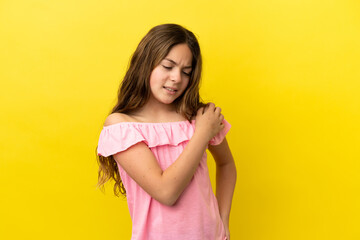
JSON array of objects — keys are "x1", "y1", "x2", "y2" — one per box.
[{"x1": 170, "y1": 69, "x2": 182, "y2": 83}]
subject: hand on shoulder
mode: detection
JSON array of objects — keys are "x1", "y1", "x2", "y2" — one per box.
[{"x1": 194, "y1": 102, "x2": 224, "y2": 141}]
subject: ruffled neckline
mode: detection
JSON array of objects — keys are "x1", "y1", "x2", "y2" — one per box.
[
  {"x1": 102, "y1": 119, "x2": 195, "y2": 129},
  {"x1": 97, "y1": 119, "x2": 230, "y2": 157},
  {"x1": 97, "y1": 119, "x2": 197, "y2": 157}
]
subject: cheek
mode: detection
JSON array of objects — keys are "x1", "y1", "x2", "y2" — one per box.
[
  {"x1": 149, "y1": 68, "x2": 163, "y2": 87},
  {"x1": 149, "y1": 77, "x2": 155, "y2": 88},
  {"x1": 182, "y1": 78, "x2": 190, "y2": 89}
]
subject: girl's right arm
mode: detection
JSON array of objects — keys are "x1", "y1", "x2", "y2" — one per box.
[{"x1": 108, "y1": 103, "x2": 224, "y2": 206}]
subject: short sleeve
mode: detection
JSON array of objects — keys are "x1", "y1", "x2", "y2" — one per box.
[
  {"x1": 97, "y1": 124, "x2": 146, "y2": 157},
  {"x1": 209, "y1": 119, "x2": 231, "y2": 145}
]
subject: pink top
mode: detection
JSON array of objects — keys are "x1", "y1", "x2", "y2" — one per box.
[{"x1": 97, "y1": 119, "x2": 231, "y2": 240}]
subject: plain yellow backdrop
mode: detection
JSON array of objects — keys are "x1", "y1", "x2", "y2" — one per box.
[{"x1": 1, "y1": 0, "x2": 359, "y2": 239}]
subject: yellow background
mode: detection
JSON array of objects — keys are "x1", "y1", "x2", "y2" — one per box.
[{"x1": 1, "y1": 0, "x2": 359, "y2": 239}]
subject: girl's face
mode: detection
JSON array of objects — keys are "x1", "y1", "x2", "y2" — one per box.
[{"x1": 149, "y1": 43, "x2": 193, "y2": 106}]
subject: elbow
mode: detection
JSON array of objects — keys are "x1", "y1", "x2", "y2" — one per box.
[
  {"x1": 156, "y1": 189, "x2": 179, "y2": 206},
  {"x1": 160, "y1": 194, "x2": 179, "y2": 207},
  {"x1": 160, "y1": 198, "x2": 177, "y2": 207}
]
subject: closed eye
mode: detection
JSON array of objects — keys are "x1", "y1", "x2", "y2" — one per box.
[
  {"x1": 162, "y1": 65, "x2": 172, "y2": 70},
  {"x1": 162, "y1": 65, "x2": 191, "y2": 76}
]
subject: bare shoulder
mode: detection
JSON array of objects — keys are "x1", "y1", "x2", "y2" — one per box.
[{"x1": 104, "y1": 112, "x2": 134, "y2": 126}]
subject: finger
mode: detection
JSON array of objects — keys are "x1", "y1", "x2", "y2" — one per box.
[
  {"x1": 202, "y1": 103, "x2": 209, "y2": 114},
  {"x1": 219, "y1": 114, "x2": 224, "y2": 122},
  {"x1": 214, "y1": 106, "x2": 222, "y2": 114},
  {"x1": 205, "y1": 103, "x2": 211, "y2": 113},
  {"x1": 197, "y1": 107, "x2": 204, "y2": 116},
  {"x1": 207, "y1": 102, "x2": 215, "y2": 111}
]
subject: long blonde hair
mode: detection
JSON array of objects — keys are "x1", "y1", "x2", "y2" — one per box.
[{"x1": 96, "y1": 23, "x2": 205, "y2": 196}]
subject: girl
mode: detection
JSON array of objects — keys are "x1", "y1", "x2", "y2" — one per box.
[{"x1": 96, "y1": 23, "x2": 236, "y2": 240}]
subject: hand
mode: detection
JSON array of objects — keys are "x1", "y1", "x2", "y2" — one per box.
[
  {"x1": 224, "y1": 227, "x2": 230, "y2": 240},
  {"x1": 194, "y1": 102, "x2": 224, "y2": 142},
  {"x1": 222, "y1": 218, "x2": 230, "y2": 240}
]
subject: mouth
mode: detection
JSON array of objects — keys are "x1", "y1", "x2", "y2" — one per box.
[{"x1": 163, "y1": 86, "x2": 177, "y2": 93}]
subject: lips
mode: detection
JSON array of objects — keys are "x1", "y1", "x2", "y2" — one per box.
[{"x1": 163, "y1": 86, "x2": 177, "y2": 92}]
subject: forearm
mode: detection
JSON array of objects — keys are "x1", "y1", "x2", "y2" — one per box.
[
  {"x1": 161, "y1": 132, "x2": 209, "y2": 204},
  {"x1": 114, "y1": 132, "x2": 211, "y2": 206},
  {"x1": 216, "y1": 160, "x2": 237, "y2": 226}
]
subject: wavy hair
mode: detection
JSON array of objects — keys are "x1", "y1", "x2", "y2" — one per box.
[{"x1": 96, "y1": 23, "x2": 205, "y2": 196}]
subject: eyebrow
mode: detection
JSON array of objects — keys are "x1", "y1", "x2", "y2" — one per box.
[{"x1": 164, "y1": 58, "x2": 192, "y2": 69}]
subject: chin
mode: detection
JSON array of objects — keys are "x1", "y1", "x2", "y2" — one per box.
[
  {"x1": 154, "y1": 93, "x2": 182, "y2": 105},
  {"x1": 162, "y1": 99, "x2": 176, "y2": 105}
]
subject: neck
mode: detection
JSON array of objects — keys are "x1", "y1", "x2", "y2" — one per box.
[{"x1": 130, "y1": 97, "x2": 183, "y2": 122}]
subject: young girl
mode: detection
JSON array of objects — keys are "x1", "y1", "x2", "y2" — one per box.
[{"x1": 96, "y1": 23, "x2": 236, "y2": 240}]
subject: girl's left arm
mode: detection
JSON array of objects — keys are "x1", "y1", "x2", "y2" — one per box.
[{"x1": 208, "y1": 137, "x2": 237, "y2": 239}]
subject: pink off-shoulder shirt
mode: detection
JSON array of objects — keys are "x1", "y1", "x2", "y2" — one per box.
[{"x1": 97, "y1": 119, "x2": 231, "y2": 240}]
